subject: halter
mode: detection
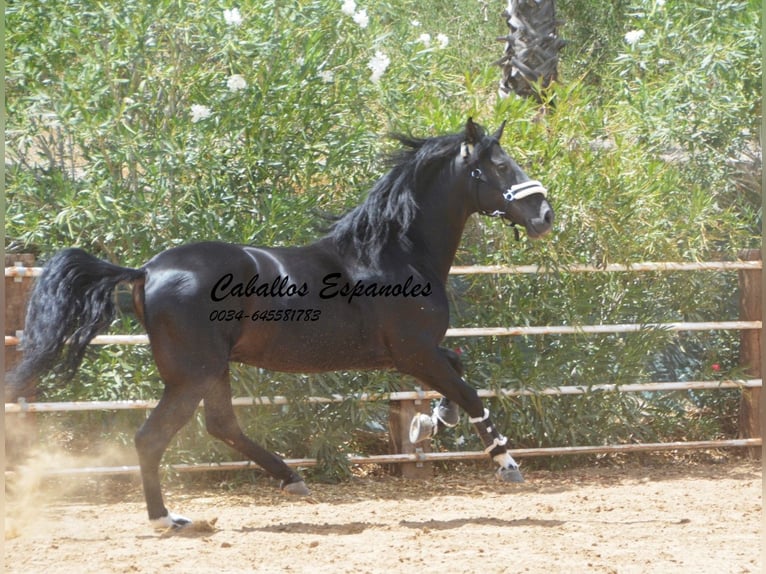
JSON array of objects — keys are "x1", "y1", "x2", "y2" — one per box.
[
  {"x1": 470, "y1": 168, "x2": 548, "y2": 217},
  {"x1": 461, "y1": 141, "x2": 548, "y2": 218}
]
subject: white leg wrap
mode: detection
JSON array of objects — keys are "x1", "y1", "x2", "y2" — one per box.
[
  {"x1": 468, "y1": 408, "x2": 490, "y2": 424},
  {"x1": 483, "y1": 434, "x2": 508, "y2": 454},
  {"x1": 409, "y1": 413, "x2": 437, "y2": 443}
]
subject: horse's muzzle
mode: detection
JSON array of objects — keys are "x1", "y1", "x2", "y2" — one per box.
[{"x1": 524, "y1": 200, "x2": 554, "y2": 239}]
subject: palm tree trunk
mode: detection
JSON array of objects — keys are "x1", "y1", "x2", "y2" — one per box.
[{"x1": 497, "y1": 0, "x2": 565, "y2": 101}]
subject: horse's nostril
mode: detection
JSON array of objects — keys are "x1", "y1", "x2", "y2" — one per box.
[{"x1": 543, "y1": 206, "x2": 554, "y2": 225}]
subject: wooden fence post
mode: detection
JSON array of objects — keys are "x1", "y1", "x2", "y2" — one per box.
[
  {"x1": 5, "y1": 254, "x2": 37, "y2": 371},
  {"x1": 388, "y1": 382, "x2": 433, "y2": 479},
  {"x1": 737, "y1": 249, "x2": 762, "y2": 459},
  {"x1": 5, "y1": 254, "x2": 38, "y2": 465}
]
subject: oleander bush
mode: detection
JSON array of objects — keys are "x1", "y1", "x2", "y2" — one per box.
[{"x1": 5, "y1": 0, "x2": 761, "y2": 478}]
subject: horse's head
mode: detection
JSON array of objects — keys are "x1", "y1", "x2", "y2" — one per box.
[{"x1": 461, "y1": 118, "x2": 554, "y2": 239}]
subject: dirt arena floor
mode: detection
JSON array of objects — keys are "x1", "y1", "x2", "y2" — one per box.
[{"x1": 5, "y1": 458, "x2": 762, "y2": 574}]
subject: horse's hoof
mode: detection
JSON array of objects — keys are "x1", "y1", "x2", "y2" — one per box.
[
  {"x1": 151, "y1": 511, "x2": 192, "y2": 530},
  {"x1": 282, "y1": 480, "x2": 310, "y2": 496},
  {"x1": 496, "y1": 467, "x2": 525, "y2": 483},
  {"x1": 409, "y1": 413, "x2": 435, "y2": 444}
]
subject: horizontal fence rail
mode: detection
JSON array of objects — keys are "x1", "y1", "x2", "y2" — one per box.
[
  {"x1": 5, "y1": 379, "x2": 762, "y2": 414},
  {"x1": 5, "y1": 260, "x2": 762, "y2": 279},
  {"x1": 5, "y1": 259, "x2": 763, "y2": 476},
  {"x1": 4, "y1": 321, "x2": 763, "y2": 347}
]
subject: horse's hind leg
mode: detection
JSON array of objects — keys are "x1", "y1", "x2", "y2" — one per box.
[
  {"x1": 135, "y1": 383, "x2": 207, "y2": 529},
  {"x1": 203, "y1": 372, "x2": 309, "y2": 496}
]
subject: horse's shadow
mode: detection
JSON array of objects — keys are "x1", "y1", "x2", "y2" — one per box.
[
  {"x1": 399, "y1": 516, "x2": 565, "y2": 530},
  {"x1": 240, "y1": 516, "x2": 564, "y2": 536},
  {"x1": 242, "y1": 521, "x2": 371, "y2": 536}
]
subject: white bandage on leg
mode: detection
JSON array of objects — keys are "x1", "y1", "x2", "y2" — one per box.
[
  {"x1": 468, "y1": 408, "x2": 490, "y2": 424},
  {"x1": 483, "y1": 434, "x2": 508, "y2": 453}
]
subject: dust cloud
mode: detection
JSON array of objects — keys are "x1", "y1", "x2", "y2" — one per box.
[{"x1": 5, "y1": 419, "x2": 138, "y2": 540}]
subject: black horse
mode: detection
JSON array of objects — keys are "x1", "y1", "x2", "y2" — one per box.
[{"x1": 6, "y1": 118, "x2": 553, "y2": 529}]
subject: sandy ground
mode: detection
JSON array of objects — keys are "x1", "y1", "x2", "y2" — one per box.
[{"x1": 4, "y1": 459, "x2": 762, "y2": 574}]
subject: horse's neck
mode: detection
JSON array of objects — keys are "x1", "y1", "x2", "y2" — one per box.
[{"x1": 407, "y1": 184, "x2": 471, "y2": 282}]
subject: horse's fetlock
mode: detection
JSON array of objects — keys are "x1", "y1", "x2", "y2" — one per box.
[{"x1": 435, "y1": 398, "x2": 460, "y2": 427}]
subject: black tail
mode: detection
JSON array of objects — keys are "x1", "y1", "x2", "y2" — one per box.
[{"x1": 5, "y1": 248, "x2": 145, "y2": 402}]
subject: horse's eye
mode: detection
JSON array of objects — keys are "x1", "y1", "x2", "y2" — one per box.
[{"x1": 494, "y1": 162, "x2": 508, "y2": 172}]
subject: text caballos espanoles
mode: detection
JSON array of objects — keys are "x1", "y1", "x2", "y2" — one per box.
[{"x1": 210, "y1": 272, "x2": 432, "y2": 304}]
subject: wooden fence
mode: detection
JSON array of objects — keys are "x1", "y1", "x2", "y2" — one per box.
[{"x1": 4, "y1": 252, "x2": 763, "y2": 478}]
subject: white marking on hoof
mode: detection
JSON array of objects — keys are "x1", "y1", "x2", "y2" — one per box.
[
  {"x1": 493, "y1": 451, "x2": 519, "y2": 470},
  {"x1": 151, "y1": 511, "x2": 192, "y2": 530},
  {"x1": 282, "y1": 480, "x2": 310, "y2": 496}
]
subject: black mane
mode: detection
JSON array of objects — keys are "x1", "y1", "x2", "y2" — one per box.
[{"x1": 327, "y1": 124, "x2": 492, "y2": 267}]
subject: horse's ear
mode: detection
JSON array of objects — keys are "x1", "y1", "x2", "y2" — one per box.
[
  {"x1": 492, "y1": 120, "x2": 507, "y2": 141},
  {"x1": 465, "y1": 117, "x2": 481, "y2": 144}
]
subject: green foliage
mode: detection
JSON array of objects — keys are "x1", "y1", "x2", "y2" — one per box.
[{"x1": 6, "y1": 0, "x2": 760, "y2": 479}]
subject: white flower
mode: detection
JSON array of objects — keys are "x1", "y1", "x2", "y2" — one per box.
[
  {"x1": 319, "y1": 70, "x2": 334, "y2": 83},
  {"x1": 223, "y1": 8, "x2": 243, "y2": 27},
  {"x1": 353, "y1": 8, "x2": 369, "y2": 28},
  {"x1": 367, "y1": 50, "x2": 390, "y2": 83},
  {"x1": 417, "y1": 33, "x2": 431, "y2": 47},
  {"x1": 436, "y1": 33, "x2": 449, "y2": 48},
  {"x1": 190, "y1": 104, "x2": 212, "y2": 123},
  {"x1": 341, "y1": 1, "x2": 368, "y2": 29},
  {"x1": 226, "y1": 74, "x2": 247, "y2": 92},
  {"x1": 411, "y1": 19, "x2": 420, "y2": 27},
  {"x1": 656, "y1": 0, "x2": 665, "y2": 6},
  {"x1": 624, "y1": 29, "x2": 645, "y2": 46},
  {"x1": 341, "y1": 0, "x2": 356, "y2": 16}
]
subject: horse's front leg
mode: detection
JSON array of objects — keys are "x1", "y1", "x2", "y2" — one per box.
[
  {"x1": 468, "y1": 407, "x2": 524, "y2": 483},
  {"x1": 408, "y1": 348, "x2": 462, "y2": 441},
  {"x1": 398, "y1": 346, "x2": 524, "y2": 483}
]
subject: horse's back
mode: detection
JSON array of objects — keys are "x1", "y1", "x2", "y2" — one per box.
[{"x1": 133, "y1": 239, "x2": 445, "y2": 375}]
